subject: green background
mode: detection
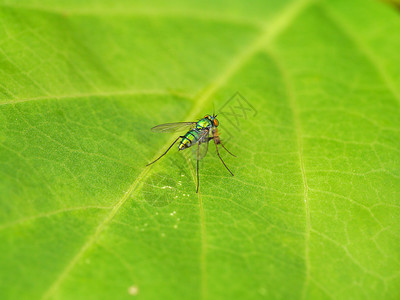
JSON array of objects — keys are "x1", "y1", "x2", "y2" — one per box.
[{"x1": 0, "y1": 0, "x2": 399, "y2": 299}]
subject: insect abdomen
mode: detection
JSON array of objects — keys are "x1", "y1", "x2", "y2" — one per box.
[{"x1": 179, "y1": 130, "x2": 200, "y2": 150}]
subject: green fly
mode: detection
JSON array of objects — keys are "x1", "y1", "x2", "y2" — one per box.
[{"x1": 146, "y1": 114, "x2": 235, "y2": 193}]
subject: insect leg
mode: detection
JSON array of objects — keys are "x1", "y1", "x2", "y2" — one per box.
[
  {"x1": 219, "y1": 141, "x2": 236, "y2": 157},
  {"x1": 196, "y1": 142, "x2": 200, "y2": 193},
  {"x1": 146, "y1": 136, "x2": 183, "y2": 166},
  {"x1": 214, "y1": 138, "x2": 234, "y2": 176},
  {"x1": 211, "y1": 129, "x2": 236, "y2": 157}
]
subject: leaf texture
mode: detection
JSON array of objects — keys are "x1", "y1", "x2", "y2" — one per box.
[{"x1": 0, "y1": 0, "x2": 399, "y2": 299}]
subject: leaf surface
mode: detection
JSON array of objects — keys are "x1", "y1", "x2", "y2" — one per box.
[{"x1": 0, "y1": 0, "x2": 400, "y2": 299}]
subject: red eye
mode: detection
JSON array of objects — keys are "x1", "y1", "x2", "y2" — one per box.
[{"x1": 213, "y1": 119, "x2": 219, "y2": 126}]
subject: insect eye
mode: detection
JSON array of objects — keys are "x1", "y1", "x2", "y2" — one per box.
[{"x1": 214, "y1": 119, "x2": 219, "y2": 126}]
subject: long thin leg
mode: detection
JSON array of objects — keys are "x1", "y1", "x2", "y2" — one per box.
[
  {"x1": 208, "y1": 134, "x2": 236, "y2": 157},
  {"x1": 219, "y1": 141, "x2": 236, "y2": 157},
  {"x1": 146, "y1": 136, "x2": 183, "y2": 166},
  {"x1": 214, "y1": 141, "x2": 234, "y2": 176},
  {"x1": 196, "y1": 142, "x2": 200, "y2": 193}
]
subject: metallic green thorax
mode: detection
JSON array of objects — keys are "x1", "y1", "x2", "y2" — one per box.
[{"x1": 178, "y1": 117, "x2": 213, "y2": 150}]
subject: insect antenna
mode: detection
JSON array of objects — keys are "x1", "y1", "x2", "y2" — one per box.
[{"x1": 212, "y1": 102, "x2": 216, "y2": 118}]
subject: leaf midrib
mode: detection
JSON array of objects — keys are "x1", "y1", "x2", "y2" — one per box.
[{"x1": 36, "y1": 0, "x2": 316, "y2": 298}]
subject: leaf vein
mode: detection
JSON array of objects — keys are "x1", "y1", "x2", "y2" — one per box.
[{"x1": 39, "y1": 0, "x2": 316, "y2": 297}]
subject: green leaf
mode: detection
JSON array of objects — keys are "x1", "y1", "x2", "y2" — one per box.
[{"x1": 1, "y1": 0, "x2": 399, "y2": 299}]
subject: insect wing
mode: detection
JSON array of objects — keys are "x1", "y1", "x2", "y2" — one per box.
[
  {"x1": 193, "y1": 129, "x2": 210, "y2": 160},
  {"x1": 151, "y1": 122, "x2": 196, "y2": 133}
]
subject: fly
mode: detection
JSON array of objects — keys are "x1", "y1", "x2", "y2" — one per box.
[{"x1": 146, "y1": 114, "x2": 235, "y2": 193}]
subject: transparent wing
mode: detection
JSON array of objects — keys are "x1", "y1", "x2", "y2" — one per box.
[
  {"x1": 198, "y1": 137, "x2": 209, "y2": 160},
  {"x1": 151, "y1": 122, "x2": 197, "y2": 133},
  {"x1": 192, "y1": 129, "x2": 210, "y2": 160}
]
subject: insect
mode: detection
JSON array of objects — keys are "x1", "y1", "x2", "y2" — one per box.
[{"x1": 146, "y1": 113, "x2": 235, "y2": 193}]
